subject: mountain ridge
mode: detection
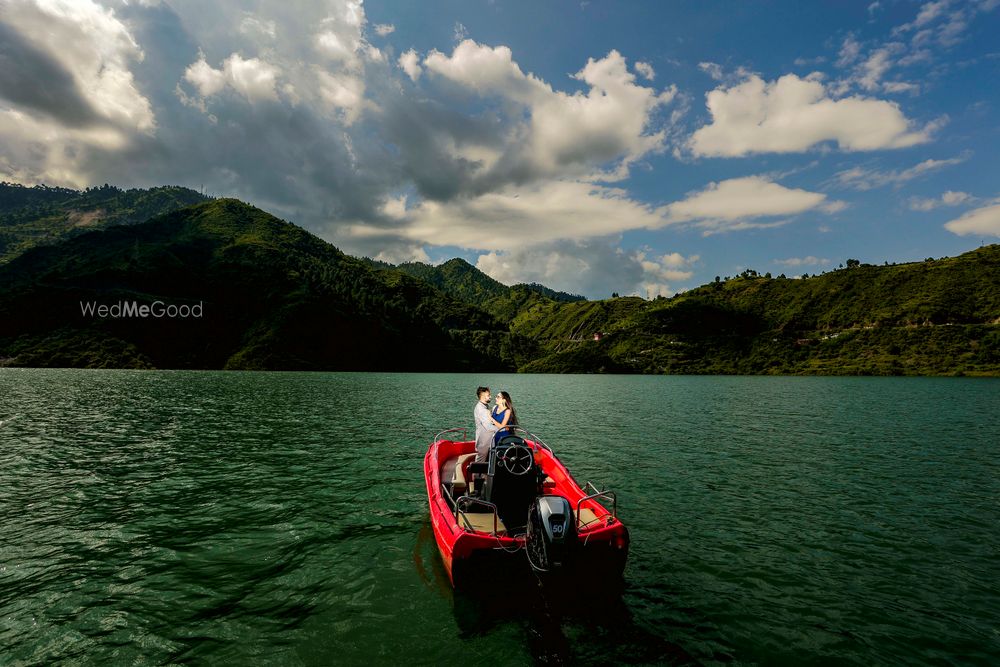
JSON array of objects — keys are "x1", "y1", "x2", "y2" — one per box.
[{"x1": 0, "y1": 190, "x2": 996, "y2": 375}]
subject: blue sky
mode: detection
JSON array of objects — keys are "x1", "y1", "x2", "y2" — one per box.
[{"x1": 1, "y1": 0, "x2": 998, "y2": 297}]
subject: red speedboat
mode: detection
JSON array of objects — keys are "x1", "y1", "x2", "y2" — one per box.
[{"x1": 424, "y1": 426, "x2": 629, "y2": 588}]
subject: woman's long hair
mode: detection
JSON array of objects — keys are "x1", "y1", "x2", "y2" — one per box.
[{"x1": 498, "y1": 391, "x2": 518, "y2": 426}]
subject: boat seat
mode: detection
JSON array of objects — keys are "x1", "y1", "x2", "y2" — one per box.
[
  {"x1": 460, "y1": 511, "x2": 506, "y2": 535},
  {"x1": 451, "y1": 453, "x2": 478, "y2": 494},
  {"x1": 577, "y1": 507, "x2": 604, "y2": 530}
]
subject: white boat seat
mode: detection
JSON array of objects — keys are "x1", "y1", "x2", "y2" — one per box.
[
  {"x1": 460, "y1": 511, "x2": 506, "y2": 535},
  {"x1": 577, "y1": 507, "x2": 603, "y2": 530},
  {"x1": 451, "y1": 453, "x2": 478, "y2": 493}
]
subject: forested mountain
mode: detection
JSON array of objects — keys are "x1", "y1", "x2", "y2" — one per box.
[
  {"x1": 513, "y1": 248, "x2": 1000, "y2": 376},
  {"x1": 0, "y1": 190, "x2": 996, "y2": 375},
  {"x1": 0, "y1": 183, "x2": 209, "y2": 263},
  {"x1": 0, "y1": 199, "x2": 533, "y2": 370},
  {"x1": 391, "y1": 257, "x2": 585, "y2": 322}
]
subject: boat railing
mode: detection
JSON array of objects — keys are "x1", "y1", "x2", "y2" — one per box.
[
  {"x1": 433, "y1": 427, "x2": 468, "y2": 443},
  {"x1": 455, "y1": 496, "x2": 502, "y2": 536},
  {"x1": 576, "y1": 490, "x2": 617, "y2": 531},
  {"x1": 497, "y1": 425, "x2": 554, "y2": 455},
  {"x1": 432, "y1": 425, "x2": 554, "y2": 455}
]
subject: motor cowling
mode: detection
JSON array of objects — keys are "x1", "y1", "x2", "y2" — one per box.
[{"x1": 526, "y1": 495, "x2": 577, "y2": 572}]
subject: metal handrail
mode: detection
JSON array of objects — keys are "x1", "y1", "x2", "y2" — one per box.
[
  {"x1": 576, "y1": 490, "x2": 617, "y2": 531},
  {"x1": 431, "y1": 425, "x2": 554, "y2": 455},
  {"x1": 455, "y1": 496, "x2": 501, "y2": 535},
  {"x1": 493, "y1": 425, "x2": 554, "y2": 455},
  {"x1": 584, "y1": 481, "x2": 601, "y2": 497},
  {"x1": 433, "y1": 427, "x2": 468, "y2": 442}
]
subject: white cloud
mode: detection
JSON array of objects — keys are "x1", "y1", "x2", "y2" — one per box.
[
  {"x1": 909, "y1": 190, "x2": 972, "y2": 210},
  {"x1": 689, "y1": 74, "x2": 931, "y2": 157},
  {"x1": 313, "y1": 0, "x2": 366, "y2": 68},
  {"x1": 637, "y1": 250, "x2": 698, "y2": 282},
  {"x1": 943, "y1": 202, "x2": 1000, "y2": 236},
  {"x1": 183, "y1": 53, "x2": 280, "y2": 102},
  {"x1": 422, "y1": 40, "x2": 676, "y2": 182},
  {"x1": 424, "y1": 40, "x2": 549, "y2": 100},
  {"x1": 239, "y1": 14, "x2": 277, "y2": 39},
  {"x1": 635, "y1": 61, "x2": 655, "y2": 80},
  {"x1": 857, "y1": 43, "x2": 904, "y2": 91},
  {"x1": 363, "y1": 180, "x2": 666, "y2": 250},
  {"x1": 833, "y1": 153, "x2": 968, "y2": 190},
  {"x1": 773, "y1": 256, "x2": 831, "y2": 267},
  {"x1": 664, "y1": 176, "x2": 833, "y2": 234},
  {"x1": 316, "y1": 68, "x2": 371, "y2": 124},
  {"x1": 698, "y1": 61, "x2": 724, "y2": 80},
  {"x1": 374, "y1": 23, "x2": 395, "y2": 36},
  {"x1": 883, "y1": 81, "x2": 920, "y2": 94},
  {"x1": 475, "y1": 243, "x2": 696, "y2": 298},
  {"x1": 0, "y1": 0, "x2": 155, "y2": 186},
  {"x1": 837, "y1": 35, "x2": 863, "y2": 67},
  {"x1": 183, "y1": 52, "x2": 227, "y2": 97},
  {"x1": 1, "y1": 0, "x2": 154, "y2": 132},
  {"x1": 397, "y1": 49, "x2": 422, "y2": 81}
]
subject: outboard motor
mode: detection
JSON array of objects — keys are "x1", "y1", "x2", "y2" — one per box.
[{"x1": 526, "y1": 495, "x2": 577, "y2": 572}]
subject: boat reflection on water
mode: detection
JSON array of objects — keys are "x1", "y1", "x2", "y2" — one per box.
[
  {"x1": 456, "y1": 564, "x2": 696, "y2": 665},
  {"x1": 413, "y1": 521, "x2": 696, "y2": 665}
]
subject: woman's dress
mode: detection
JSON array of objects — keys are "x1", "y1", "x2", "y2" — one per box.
[{"x1": 492, "y1": 406, "x2": 511, "y2": 444}]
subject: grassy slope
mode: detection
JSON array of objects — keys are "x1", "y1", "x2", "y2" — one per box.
[{"x1": 516, "y1": 248, "x2": 1000, "y2": 376}]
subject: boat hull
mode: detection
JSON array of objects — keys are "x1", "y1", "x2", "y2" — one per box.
[{"x1": 424, "y1": 437, "x2": 629, "y2": 588}]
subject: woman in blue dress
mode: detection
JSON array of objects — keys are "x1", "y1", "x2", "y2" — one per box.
[{"x1": 490, "y1": 391, "x2": 518, "y2": 444}]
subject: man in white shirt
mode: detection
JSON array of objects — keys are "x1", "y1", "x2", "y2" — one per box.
[{"x1": 473, "y1": 386, "x2": 497, "y2": 463}]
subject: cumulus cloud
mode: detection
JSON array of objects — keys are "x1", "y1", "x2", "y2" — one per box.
[
  {"x1": 419, "y1": 40, "x2": 677, "y2": 185},
  {"x1": 0, "y1": 0, "x2": 155, "y2": 186},
  {"x1": 397, "y1": 49, "x2": 422, "y2": 80},
  {"x1": 698, "y1": 61, "x2": 724, "y2": 80},
  {"x1": 313, "y1": 0, "x2": 367, "y2": 68},
  {"x1": 908, "y1": 190, "x2": 972, "y2": 210},
  {"x1": 475, "y1": 242, "x2": 697, "y2": 298},
  {"x1": 361, "y1": 181, "x2": 666, "y2": 250},
  {"x1": 374, "y1": 23, "x2": 395, "y2": 36},
  {"x1": 943, "y1": 202, "x2": 1000, "y2": 236},
  {"x1": 0, "y1": 0, "x2": 860, "y2": 296},
  {"x1": 689, "y1": 74, "x2": 932, "y2": 157},
  {"x1": 183, "y1": 52, "x2": 281, "y2": 102},
  {"x1": 663, "y1": 176, "x2": 836, "y2": 234},
  {"x1": 833, "y1": 153, "x2": 968, "y2": 190}
]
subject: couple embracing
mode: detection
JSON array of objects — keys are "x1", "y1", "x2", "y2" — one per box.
[{"x1": 473, "y1": 386, "x2": 518, "y2": 463}]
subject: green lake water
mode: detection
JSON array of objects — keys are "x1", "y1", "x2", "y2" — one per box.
[{"x1": 1, "y1": 369, "x2": 998, "y2": 665}]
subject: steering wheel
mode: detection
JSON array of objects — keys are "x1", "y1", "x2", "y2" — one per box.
[{"x1": 498, "y1": 444, "x2": 533, "y2": 475}]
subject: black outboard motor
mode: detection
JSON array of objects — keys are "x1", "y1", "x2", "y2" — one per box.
[{"x1": 526, "y1": 495, "x2": 577, "y2": 572}]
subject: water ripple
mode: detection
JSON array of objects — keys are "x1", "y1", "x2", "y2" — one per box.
[{"x1": 1, "y1": 370, "x2": 998, "y2": 665}]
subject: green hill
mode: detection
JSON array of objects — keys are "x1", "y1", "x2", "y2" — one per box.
[
  {"x1": 0, "y1": 182, "x2": 209, "y2": 263},
  {"x1": 0, "y1": 199, "x2": 523, "y2": 371},
  {"x1": 0, "y1": 186, "x2": 996, "y2": 376},
  {"x1": 516, "y1": 249, "x2": 1000, "y2": 376},
  {"x1": 391, "y1": 257, "x2": 585, "y2": 323}
]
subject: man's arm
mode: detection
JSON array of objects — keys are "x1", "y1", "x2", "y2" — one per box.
[{"x1": 475, "y1": 403, "x2": 497, "y2": 431}]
